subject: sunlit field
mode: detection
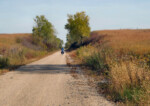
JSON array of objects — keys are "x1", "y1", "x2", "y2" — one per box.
[
  {"x1": 91, "y1": 29, "x2": 150, "y2": 54},
  {"x1": 0, "y1": 33, "x2": 48, "y2": 72},
  {"x1": 0, "y1": 33, "x2": 31, "y2": 49},
  {"x1": 73, "y1": 29, "x2": 150, "y2": 105}
]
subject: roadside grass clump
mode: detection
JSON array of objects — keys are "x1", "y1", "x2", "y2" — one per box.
[
  {"x1": 16, "y1": 37, "x2": 22, "y2": 43},
  {"x1": 24, "y1": 50, "x2": 47, "y2": 60},
  {"x1": 76, "y1": 45, "x2": 96, "y2": 61},
  {"x1": 1, "y1": 43, "x2": 48, "y2": 70},
  {"x1": 84, "y1": 51, "x2": 109, "y2": 74},
  {"x1": 108, "y1": 61, "x2": 150, "y2": 105},
  {"x1": 76, "y1": 45, "x2": 114, "y2": 74},
  {"x1": 8, "y1": 47, "x2": 47, "y2": 66},
  {"x1": 7, "y1": 47, "x2": 26, "y2": 65},
  {"x1": 0, "y1": 57, "x2": 9, "y2": 68},
  {"x1": 137, "y1": 53, "x2": 150, "y2": 68}
]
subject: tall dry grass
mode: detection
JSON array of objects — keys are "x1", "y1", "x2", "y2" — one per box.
[
  {"x1": 0, "y1": 33, "x2": 48, "y2": 71},
  {"x1": 74, "y1": 29, "x2": 150, "y2": 105},
  {"x1": 75, "y1": 45, "x2": 150, "y2": 105},
  {"x1": 109, "y1": 61, "x2": 150, "y2": 104},
  {"x1": 91, "y1": 29, "x2": 150, "y2": 54},
  {"x1": 76, "y1": 45, "x2": 96, "y2": 61},
  {"x1": 0, "y1": 34, "x2": 31, "y2": 49}
]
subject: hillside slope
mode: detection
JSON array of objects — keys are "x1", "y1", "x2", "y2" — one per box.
[
  {"x1": 91, "y1": 29, "x2": 150, "y2": 54},
  {"x1": 71, "y1": 29, "x2": 150, "y2": 105},
  {"x1": 0, "y1": 33, "x2": 31, "y2": 49},
  {"x1": 0, "y1": 33, "x2": 49, "y2": 73}
]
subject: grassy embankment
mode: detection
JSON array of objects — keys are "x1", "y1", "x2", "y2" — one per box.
[
  {"x1": 0, "y1": 33, "x2": 56, "y2": 74},
  {"x1": 71, "y1": 29, "x2": 150, "y2": 105}
]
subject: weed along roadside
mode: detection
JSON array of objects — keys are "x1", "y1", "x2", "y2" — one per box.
[
  {"x1": 0, "y1": 45, "x2": 59, "y2": 75},
  {"x1": 67, "y1": 29, "x2": 150, "y2": 105}
]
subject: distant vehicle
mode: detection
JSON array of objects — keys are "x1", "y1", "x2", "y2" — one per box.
[{"x1": 61, "y1": 47, "x2": 64, "y2": 55}]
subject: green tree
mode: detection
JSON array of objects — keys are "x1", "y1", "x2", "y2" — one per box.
[
  {"x1": 32, "y1": 15, "x2": 63, "y2": 50},
  {"x1": 65, "y1": 11, "x2": 91, "y2": 46}
]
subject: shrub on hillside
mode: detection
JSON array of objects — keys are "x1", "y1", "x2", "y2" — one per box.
[
  {"x1": 22, "y1": 37, "x2": 43, "y2": 51},
  {"x1": 76, "y1": 45, "x2": 96, "y2": 61},
  {"x1": 85, "y1": 52, "x2": 109, "y2": 74},
  {"x1": 0, "y1": 57, "x2": 9, "y2": 68},
  {"x1": 8, "y1": 48, "x2": 26, "y2": 65},
  {"x1": 16, "y1": 37, "x2": 22, "y2": 43},
  {"x1": 76, "y1": 45, "x2": 112, "y2": 74}
]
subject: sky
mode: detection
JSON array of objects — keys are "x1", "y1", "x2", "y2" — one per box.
[{"x1": 0, "y1": 0, "x2": 150, "y2": 43}]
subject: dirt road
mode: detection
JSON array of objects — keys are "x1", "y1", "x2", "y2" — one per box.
[{"x1": 0, "y1": 51, "x2": 113, "y2": 106}]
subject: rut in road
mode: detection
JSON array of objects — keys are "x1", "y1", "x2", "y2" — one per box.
[{"x1": 0, "y1": 51, "x2": 113, "y2": 106}]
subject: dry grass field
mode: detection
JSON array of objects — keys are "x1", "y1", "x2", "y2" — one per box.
[
  {"x1": 0, "y1": 33, "x2": 48, "y2": 71},
  {"x1": 91, "y1": 29, "x2": 150, "y2": 54},
  {"x1": 0, "y1": 33, "x2": 31, "y2": 49},
  {"x1": 73, "y1": 29, "x2": 150, "y2": 105}
]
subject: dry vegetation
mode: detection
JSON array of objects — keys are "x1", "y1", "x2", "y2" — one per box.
[
  {"x1": 0, "y1": 33, "x2": 51, "y2": 73},
  {"x1": 71, "y1": 29, "x2": 150, "y2": 105},
  {"x1": 0, "y1": 33, "x2": 30, "y2": 47},
  {"x1": 91, "y1": 29, "x2": 150, "y2": 54}
]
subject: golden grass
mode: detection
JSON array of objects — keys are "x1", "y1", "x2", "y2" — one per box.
[
  {"x1": 0, "y1": 33, "x2": 49, "y2": 73},
  {"x1": 74, "y1": 37, "x2": 150, "y2": 104},
  {"x1": 91, "y1": 29, "x2": 150, "y2": 54},
  {"x1": 76, "y1": 45, "x2": 97, "y2": 61},
  {"x1": 0, "y1": 33, "x2": 31, "y2": 49},
  {"x1": 110, "y1": 62, "x2": 150, "y2": 91},
  {"x1": 110, "y1": 61, "x2": 150, "y2": 104}
]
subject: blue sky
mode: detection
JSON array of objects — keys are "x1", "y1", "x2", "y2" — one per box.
[{"x1": 0, "y1": 0, "x2": 150, "y2": 42}]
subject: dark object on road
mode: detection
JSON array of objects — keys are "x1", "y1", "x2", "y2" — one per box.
[
  {"x1": 61, "y1": 47, "x2": 64, "y2": 55},
  {"x1": 61, "y1": 51, "x2": 64, "y2": 55}
]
